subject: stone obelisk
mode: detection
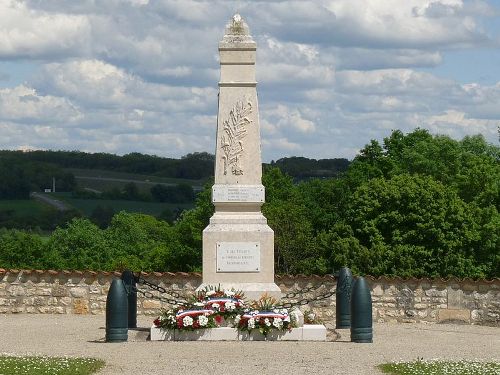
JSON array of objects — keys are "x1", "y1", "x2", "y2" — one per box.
[{"x1": 200, "y1": 14, "x2": 280, "y2": 299}]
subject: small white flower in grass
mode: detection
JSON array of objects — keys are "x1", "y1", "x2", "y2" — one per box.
[
  {"x1": 212, "y1": 303, "x2": 220, "y2": 310},
  {"x1": 198, "y1": 315, "x2": 208, "y2": 327},
  {"x1": 225, "y1": 301, "x2": 235, "y2": 311},
  {"x1": 182, "y1": 316, "x2": 193, "y2": 326},
  {"x1": 234, "y1": 315, "x2": 241, "y2": 324},
  {"x1": 273, "y1": 317, "x2": 283, "y2": 328},
  {"x1": 264, "y1": 318, "x2": 271, "y2": 327},
  {"x1": 248, "y1": 318, "x2": 255, "y2": 329}
]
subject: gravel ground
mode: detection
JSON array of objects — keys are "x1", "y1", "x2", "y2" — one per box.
[{"x1": 0, "y1": 314, "x2": 499, "y2": 375}]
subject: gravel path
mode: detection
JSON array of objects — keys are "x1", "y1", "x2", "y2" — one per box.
[
  {"x1": 0, "y1": 314, "x2": 499, "y2": 375},
  {"x1": 31, "y1": 192, "x2": 69, "y2": 211}
]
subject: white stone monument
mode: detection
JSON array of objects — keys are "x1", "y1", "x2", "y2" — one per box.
[{"x1": 199, "y1": 14, "x2": 281, "y2": 300}]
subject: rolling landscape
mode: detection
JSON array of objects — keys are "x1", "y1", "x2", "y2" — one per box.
[{"x1": 0, "y1": 149, "x2": 349, "y2": 232}]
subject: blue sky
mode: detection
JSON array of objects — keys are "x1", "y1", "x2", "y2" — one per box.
[{"x1": 0, "y1": 0, "x2": 499, "y2": 161}]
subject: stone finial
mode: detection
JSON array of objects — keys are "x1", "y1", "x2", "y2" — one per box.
[{"x1": 222, "y1": 13, "x2": 253, "y2": 43}]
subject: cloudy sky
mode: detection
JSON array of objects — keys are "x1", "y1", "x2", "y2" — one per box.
[{"x1": 0, "y1": 0, "x2": 499, "y2": 161}]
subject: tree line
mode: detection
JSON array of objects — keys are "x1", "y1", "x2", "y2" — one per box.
[
  {"x1": 0, "y1": 150, "x2": 349, "y2": 183},
  {"x1": 0, "y1": 157, "x2": 76, "y2": 199},
  {"x1": 0, "y1": 129, "x2": 498, "y2": 278}
]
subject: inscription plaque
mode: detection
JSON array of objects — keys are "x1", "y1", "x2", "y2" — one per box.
[
  {"x1": 212, "y1": 185, "x2": 264, "y2": 203},
  {"x1": 217, "y1": 242, "x2": 260, "y2": 272}
]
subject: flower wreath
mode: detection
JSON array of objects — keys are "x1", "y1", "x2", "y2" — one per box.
[
  {"x1": 153, "y1": 287, "x2": 297, "y2": 334},
  {"x1": 235, "y1": 309, "x2": 295, "y2": 336}
]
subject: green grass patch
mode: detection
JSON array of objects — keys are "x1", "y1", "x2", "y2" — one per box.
[
  {"x1": 51, "y1": 193, "x2": 193, "y2": 216},
  {"x1": 0, "y1": 355, "x2": 104, "y2": 375},
  {"x1": 0, "y1": 199, "x2": 51, "y2": 217},
  {"x1": 379, "y1": 359, "x2": 500, "y2": 375}
]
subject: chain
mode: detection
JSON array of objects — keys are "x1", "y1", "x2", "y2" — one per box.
[
  {"x1": 133, "y1": 273, "x2": 195, "y2": 307},
  {"x1": 275, "y1": 276, "x2": 353, "y2": 309},
  {"x1": 132, "y1": 273, "x2": 353, "y2": 311},
  {"x1": 136, "y1": 274, "x2": 187, "y2": 299},
  {"x1": 281, "y1": 283, "x2": 325, "y2": 299},
  {"x1": 274, "y1": 290, "x2": 336, "y2": 309},
  {"x1": 132, "y1": 285, "x2": 195, "y2": 307}
]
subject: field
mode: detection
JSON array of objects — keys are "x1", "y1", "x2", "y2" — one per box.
[
  {"x1": 50, "y1": 192, "x2": 193, "y2": 216},
  {"x1": 66, "y1": 168, "x2": 205, "y2": 193},
  {"x1": 0, "y1": 199, "x2": 52, "y2": 217},
  {"x1": 0, "y1": 168, "x2": 201, "y2": 230}
]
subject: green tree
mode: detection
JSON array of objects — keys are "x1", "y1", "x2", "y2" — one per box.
[
  {"x1": 0, "y1": 230, "x2": 44, "y2": 269},
  {"x1": 343, "y1": 174, "x2": 487, "y2": 277},
  {"x1": 105, "y1": 212, "x2": 170, "y2": 270},
  {"x1": 90, "y1": 205, "x2": 115, "y2": 229},
  {"x1": 43, "y1": 218, "x2": 110, "y2": 270},
  {"x1": 123, "y1": 182, "x2": 140, "y2": 200},
  {"x1": 262, "y1": 168, "x2": 325, "y2": 274}
]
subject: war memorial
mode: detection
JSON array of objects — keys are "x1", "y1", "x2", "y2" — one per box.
[
  {"x1": 100, "y1": 13, "x2": 498, "y2": 346},
  {"x1": 0, "y1": 10, "x2": 499, "y2": 375},
  {"x1": 94, "y1": 13, "x2": 375, "y2": 343},
  {"x1": 144, "y1": 14, "x2": 333, "y2": 342}
]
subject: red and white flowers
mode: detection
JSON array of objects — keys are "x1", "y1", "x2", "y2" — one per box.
[
  {"x1": 153, "y1": 286, "x2": 297, "y2": 335},
  {"x1": 236, "y1": 309, "x2": 296, "y2": 336}
]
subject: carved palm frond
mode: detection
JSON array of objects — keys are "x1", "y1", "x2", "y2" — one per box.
[{"x1": 221, "y1": 99, "x2": 253, "y2": 175}]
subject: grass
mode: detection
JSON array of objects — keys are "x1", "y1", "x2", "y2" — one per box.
[
  {"x1": 66, "y1": 168, "x2": 205, "y2": 186},
  {"x1": 65, "y1": 167, "x2": 205, "y2": 194},
  {"x1": 378, "y1": 359, "x2": 500, "y2": 375},
  {"x1": 0, "y1": 355, "x2": 105, "y2": 375},
  {"x1": 0, "y1": 199, "x2": 52, "y2": 217},
  {"x1": 50, "y1": 193, "x2": 193, "y2": 216}
]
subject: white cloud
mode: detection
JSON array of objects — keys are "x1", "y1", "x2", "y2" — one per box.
[
  {"x1": 0, "y1": 85, "x2": 81, "y2": 124},
  {"x1": 0, "y1": 0, "x2": 90, "y2": 58},
  {"x1": 0, "y1": 1, "x2": 498, "y2": 161},
  {"x1": 262, "y1": 137, "x2": 302, "y2": 154},
  {"x1": 324, "y1": 0, "x2": 489, "y2": 48},
  {"x1": 334, "y1": 47, "x2": 443, "y2": 70}
]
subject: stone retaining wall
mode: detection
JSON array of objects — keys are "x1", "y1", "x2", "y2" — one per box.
[{"x1": 1, "y1": 269, "x2": 499, "y2": 326}]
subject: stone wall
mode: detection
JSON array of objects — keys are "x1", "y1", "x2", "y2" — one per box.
[{"x1": 1, "y1": 269, "x2": 499, "y2": 326}]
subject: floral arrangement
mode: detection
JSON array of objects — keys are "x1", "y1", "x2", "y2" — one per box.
[
  {"x1": 303, "y1": 309, "x2": 321, "y2": 325},
  {"x1": 153, "y1": 288, "x2": 297, "y2": 335},
  {"x1": 234, "y1": 295, "x2": 297, "y2": 336},
  {"x1": 191, "y1": 285, "x2": 245, "y2": 319},
  {"x1": 234, "y1": 309, "x2": 295, "y2": 336},
  {"x1": 154, "y1": 285, "x2": 245, "y2": 331},
  {"x1": 154, "y1": 308, "x2": 218, "y2": 331}
]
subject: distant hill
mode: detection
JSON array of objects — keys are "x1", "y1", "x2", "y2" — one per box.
[
  {"x1": 268, "y1": 157, "x2": 350, "y2": 180},
  {"x1": 0, "y1": 150, "x2": 350, "y2": 183},
  {"x1": 0, "y1": 150, "x2": 215, "y2": 181},
  {"x1": 0, "y1": 149, "x2": 350, "y2": 230}
]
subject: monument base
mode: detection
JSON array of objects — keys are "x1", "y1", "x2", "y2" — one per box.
[
  {"x1": 201, "y1": 211, "x2": 281, "y2": 301},
  {"x1": 196, "y1": 282, "x2": 281, "y2": 301},
  {"x1": 150, "y1": 325, "x2": 327, "y2": 341}
]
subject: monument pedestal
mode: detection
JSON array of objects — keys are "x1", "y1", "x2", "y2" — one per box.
[
  {"x1": 200, "y1": 204, "x2": 280, "y2": 300},
  {"x1": 150, "y1": 325, "x2": 327, "y2": 342},
  {"x1": 199, "y1": 15, "x2": 280, "y2": 300}
]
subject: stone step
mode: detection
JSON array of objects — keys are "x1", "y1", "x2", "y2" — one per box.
[{"x1": 150, "y1": 324, "x2": 327, "y2": 341}]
